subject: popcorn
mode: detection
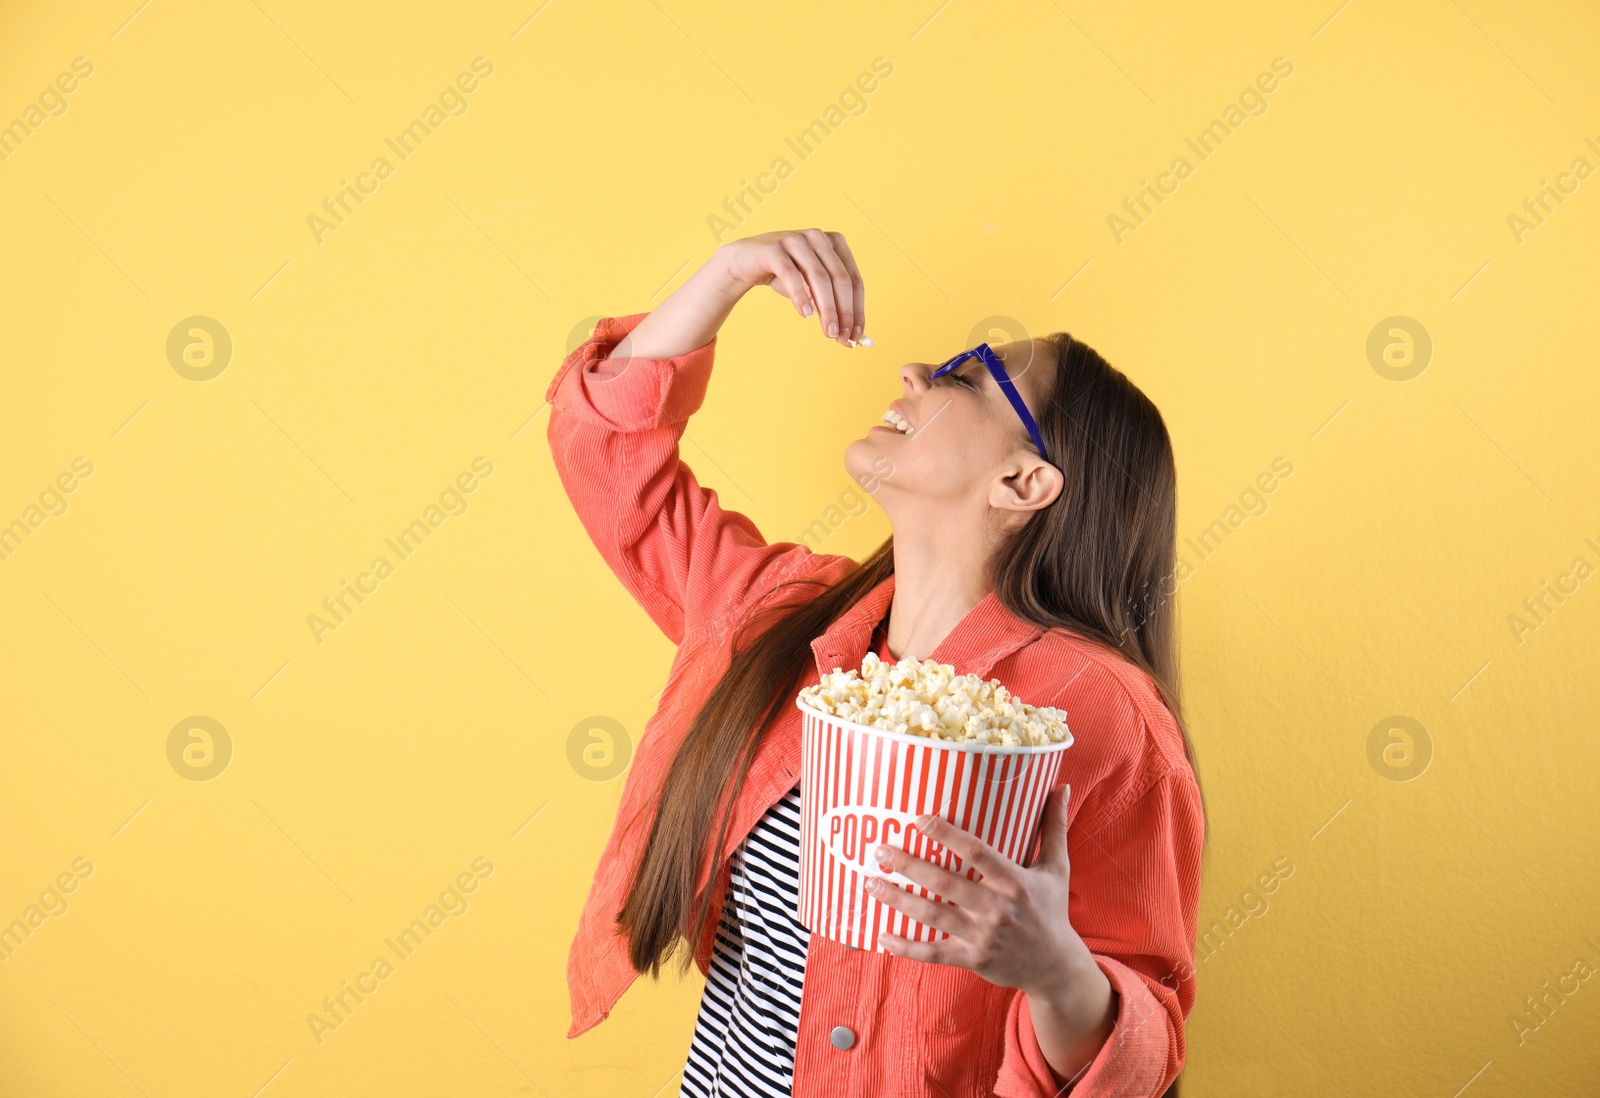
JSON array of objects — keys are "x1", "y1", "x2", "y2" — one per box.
[{"x1": 797, "y1": 651, "x2": 1070, "y2": 747}]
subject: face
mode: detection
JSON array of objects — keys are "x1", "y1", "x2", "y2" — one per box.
[{"x1": 844, "y1": 339, "x2": 1064, "y2": 528}]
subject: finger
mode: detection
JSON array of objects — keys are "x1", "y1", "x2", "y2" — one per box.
[
  {"x1": 917, "y1": 813, "x2": 1021, "y2": 888},
  {"x1": 782, "y1": 234, "x2": 841, "y2": 341},
  {"x1": 1035, "y1": 784, "x2": 1072, "y2": 874},
  {"x1": 866, "y1": 877, "x2": 974, "y2": 938},
  {"x1": 880, "y1": 932, "x2": 970, "y2": 968},
  {"x1": 803, "y1": 228, "x2": 856, "y2": 343},
  {"x1": 762, "y1": 243, "x2": 814, "y2": 318},
  {"x1": 828, "y1": 232, "x2": 866, "y2": 340},
  {"x1": 875, "y1": 844, "x2": 990, "y2": 911}
]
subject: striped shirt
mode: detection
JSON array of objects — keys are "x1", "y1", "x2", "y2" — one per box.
[
  {"x1": 679, "y1": 785, "x2": 807, "y2": 1097},
  {"x1": 680, "y1": 622, "x2": 895, "y2": 1097}
]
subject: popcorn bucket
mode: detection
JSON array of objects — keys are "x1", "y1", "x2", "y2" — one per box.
[{"x1": 795, "y1": 695, "x2": 1073, "y2": 952}]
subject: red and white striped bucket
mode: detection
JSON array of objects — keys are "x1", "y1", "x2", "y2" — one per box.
[{"x1": 794, "y1": 695, "x2": 1073, "y2": 953}]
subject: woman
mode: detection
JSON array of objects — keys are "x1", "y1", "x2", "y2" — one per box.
[{"x1": 545, "y1": 228, "x2": 1205, "y2": 1096}]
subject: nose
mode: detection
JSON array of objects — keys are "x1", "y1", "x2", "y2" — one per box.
[{"x1": 899, "y1": 361, "x2": 931, "y2": 392}]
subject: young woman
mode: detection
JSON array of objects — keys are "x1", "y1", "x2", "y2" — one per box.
[{"x1": 545, "y1": 228, "x2": 1205, "y2": 1097}]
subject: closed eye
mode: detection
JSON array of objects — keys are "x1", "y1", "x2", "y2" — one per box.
[{"x1": 942, "y1": 370, "x2": 978, "y2": 389}]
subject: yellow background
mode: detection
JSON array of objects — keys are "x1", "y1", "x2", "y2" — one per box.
[{"x1": 2, "y1": 1, "x2": 1597, "y2": 1095}]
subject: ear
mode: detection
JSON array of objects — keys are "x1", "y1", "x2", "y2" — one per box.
[{"x1": 989, "y1": 456, "x2": 1062, "y2": 515}]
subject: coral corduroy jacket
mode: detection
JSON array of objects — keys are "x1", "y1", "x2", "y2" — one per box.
[{"x1": 545, "y1": 312, "x2": 1204, "y2": 1096}]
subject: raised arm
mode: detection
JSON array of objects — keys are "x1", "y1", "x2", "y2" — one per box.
[{"x1": 544, "y1": 230, "x2": 867, "y2": 646}]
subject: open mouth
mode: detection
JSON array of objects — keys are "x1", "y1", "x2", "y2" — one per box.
[{"x1": 880, "y1": 406, "x2": 913, "y2": 435}]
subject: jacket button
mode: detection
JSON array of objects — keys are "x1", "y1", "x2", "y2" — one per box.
[{"x1": 830, "y1": 1025, "x2": 856, "y2": 1050}]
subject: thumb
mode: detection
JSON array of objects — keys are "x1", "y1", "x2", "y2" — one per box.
[{"x1": 1037, "y1": 784, "x2": 1072, "y2": 873}]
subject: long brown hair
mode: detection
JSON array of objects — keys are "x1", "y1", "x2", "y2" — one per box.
[{"x1": 616, "y1": 330, "x2": 1204, "y2": 980}]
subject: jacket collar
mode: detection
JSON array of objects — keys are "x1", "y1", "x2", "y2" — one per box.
[{"x1": 809, "y1": 571, "x2": 1045, "y2": 681}]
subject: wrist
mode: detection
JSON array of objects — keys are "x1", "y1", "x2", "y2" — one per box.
[
  {"x1": 1025, "y1": 934, "x2": 1099, "y2": 1003},
  {"x1": 706, "y1": 245, "x2": 754, "y2": 300},
  {"x1": 1027, "y1": 942, "x2": 1115, "y2": 1038},
  {"x1": 611, "y1": 254, "x2": 743, "y2": 362},
  {"x1": 1024, "y1": 953, "x2": 1117, "y2": 1086}
]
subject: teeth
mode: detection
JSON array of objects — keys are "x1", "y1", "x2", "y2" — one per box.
[{"x1": 881, "y1": 409, "x2": 913, "y2": 434}]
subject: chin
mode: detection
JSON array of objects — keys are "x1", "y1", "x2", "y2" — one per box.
[
  {"x1": 842, "y1": 435, "x2": 878, "y2": 475},
  {"x1": 843, "y1": 437, "x2": 898, "y2": 496}
]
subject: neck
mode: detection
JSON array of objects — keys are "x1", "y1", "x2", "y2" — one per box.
[{"x1": 884, "y1": 513, "x2": 993, "y2": 662}]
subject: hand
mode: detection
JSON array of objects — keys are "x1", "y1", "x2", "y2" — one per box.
[
  {"x1": 605, "y1": 229, "x2": 865, "y2": 364},
  {"x1": 716, "y1": 229, "x2": 866, "y2": 346},
  {"x1": 866, "y1": 783, "x2": 1092, "y2": 994},
  {"x1": 868, "y1": 784, "x2": 1117, "y2": 1083}
]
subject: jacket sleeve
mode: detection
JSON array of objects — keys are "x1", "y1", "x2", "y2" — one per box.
[
  {"x1": 544, "y1": 311, "x2": 813, "y2": 647},
  {"x1": 994, "y1": 766, "x2": 1204, "y2": 1097}
]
